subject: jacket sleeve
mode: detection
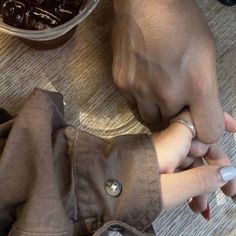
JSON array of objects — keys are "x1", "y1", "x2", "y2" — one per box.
[
  {"x1": 0, "y1": 89, "x2": 162, "y2": 235},
  {"x1": 74, "y1": 130, "x2": 162, "y2": 233}
]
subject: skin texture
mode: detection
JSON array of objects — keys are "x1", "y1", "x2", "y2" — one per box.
[
  {"x1": 112, "y1": 0, "x2": 224, "y2": 143},
  {"x1": 151, "y1": 111, "x2": 236, "y2": 213}
]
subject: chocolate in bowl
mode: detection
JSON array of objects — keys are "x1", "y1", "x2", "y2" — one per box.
[
  {"x1": 0, "y1": 0, "x2": 85, "y2": 30},
  {"x1": 0, "y1": 0, "x2": 98, "y2": 49}
]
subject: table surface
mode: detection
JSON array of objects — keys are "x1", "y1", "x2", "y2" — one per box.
[{"x1": 0, "y1": 0, "x2": 235, "y2": 235}]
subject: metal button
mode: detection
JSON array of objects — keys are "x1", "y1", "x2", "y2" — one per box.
[
  {"x1": 108, "y1": 224, "x2": 124, "y2": 233},
  {"x1": 105, "y1": 179, "x2": 122, "y2": 197}
]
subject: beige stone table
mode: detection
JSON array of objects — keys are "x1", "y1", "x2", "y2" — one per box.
[{"x1": 0, "y1": 0, "x2": 235, "y2": 235}]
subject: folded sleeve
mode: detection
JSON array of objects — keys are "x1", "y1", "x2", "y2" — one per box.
[{"x1": 74, "y1": 131, "x2": 162, "y2": 233}]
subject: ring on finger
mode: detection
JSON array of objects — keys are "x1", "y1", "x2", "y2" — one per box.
[{"x1": 171, "y1": 117, "x2": 197, "y2": 138}]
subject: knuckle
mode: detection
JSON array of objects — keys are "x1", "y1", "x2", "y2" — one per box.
[
  {"x1": 158, "y1": 88, "x2": 176, "y2": 107},
  {"x1": 133, "y1": 83, "x2": 150, "y2": 102},
  {"x1": 189, "y1": 77, "x2": 211, "y2": 98},
  {"x1": 195, "y1": 148, "x2": 204, "y2": 157},
  {"x1": 114, "y1": 78, "x2": 128, "y2": 91},
  {"x1": 112, "y1": 67, "x2": 128, "y2": 90},
  {"x1": 192, "y1": 145, "x2": 209, "y2": 157},
  {"x1": 113, "y1": 73, "x2": 123, "y2": 86},
  {"x1": 193, "y1": 168, "x2": 210, "y2": 194},
  {"x1": 112, "y1": 73, "x2": 128, "y2": 91},
  {"x1": 187, "y1": 70, "x2": 215, "y2": 99}
]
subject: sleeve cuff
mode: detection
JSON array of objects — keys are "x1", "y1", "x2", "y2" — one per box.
[{"x1": 75, "y1": 132, "x2": 162, "y2": 232}]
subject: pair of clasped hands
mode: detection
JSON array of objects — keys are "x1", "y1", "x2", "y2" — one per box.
[{"x1": 112, "y1": 0, "x2": 236, "y2": 219}]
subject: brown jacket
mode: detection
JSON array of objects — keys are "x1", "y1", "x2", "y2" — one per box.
[{"x1": 0, "y1": 89, "x2": 162, "y2": 236}]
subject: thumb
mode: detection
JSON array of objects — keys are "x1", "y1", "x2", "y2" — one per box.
[
  {"x1": 161, "y1": 165, "x2": 236, "y2": 211},
  {"x1": 190, "y1": 95, "x2": 224, "y2": 144}
]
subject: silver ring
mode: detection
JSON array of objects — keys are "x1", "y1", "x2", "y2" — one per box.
[{"x1": 171, "y1": 117, "x2": 197, "y2": 138}]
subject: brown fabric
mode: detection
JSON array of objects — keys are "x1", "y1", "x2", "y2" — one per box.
[{"x1": 0, "y1": 88, "x2": 162, "y2": 236}]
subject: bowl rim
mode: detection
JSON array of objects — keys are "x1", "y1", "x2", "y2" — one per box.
[{"x1": 0, "y1": 0, "x2": 99, "y2": 40}]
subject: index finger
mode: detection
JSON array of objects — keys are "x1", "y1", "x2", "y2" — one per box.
[{"x1": 205, "y1": 145, "x2": 236, "y2": 198}]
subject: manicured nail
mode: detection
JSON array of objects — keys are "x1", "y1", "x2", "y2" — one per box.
[
  {"x1": 219, "y1": 166, "x2": 236, "y2": 182},
  {"x1": 201, "y1": 203, "x2": 210, "y2": 221}
]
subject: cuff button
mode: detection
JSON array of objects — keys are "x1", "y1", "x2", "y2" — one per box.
[{"x1": 105, "y1": 179, "x2": 122, "y2": 197}]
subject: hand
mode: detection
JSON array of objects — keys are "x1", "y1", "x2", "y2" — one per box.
[
  {"x1": 112, "y1": 0, "x2": 224, "y2": 143},
  {"x1": 150, "y1": 111, "x2": 236, "y2": 212}
]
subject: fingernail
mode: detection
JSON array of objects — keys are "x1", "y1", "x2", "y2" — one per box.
[
  {"x1": 201, "y1": 203, "x2": 210, "y2": 221},
  {"x1": 219, "y1": 166, "x2": 236, "y2": 182}
]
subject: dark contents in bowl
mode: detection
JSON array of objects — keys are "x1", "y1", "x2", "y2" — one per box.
[{"x1": 0, "y1": 0, "x2": 85, "y2": 30}]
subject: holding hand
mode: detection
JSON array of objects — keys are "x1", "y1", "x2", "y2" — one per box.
[
  {"x1": 151, "y1": 111, "x2": 236, "y2": 218},
  {"x1": 112, "y1": 0, "x2": 224, "y2": 143}
]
